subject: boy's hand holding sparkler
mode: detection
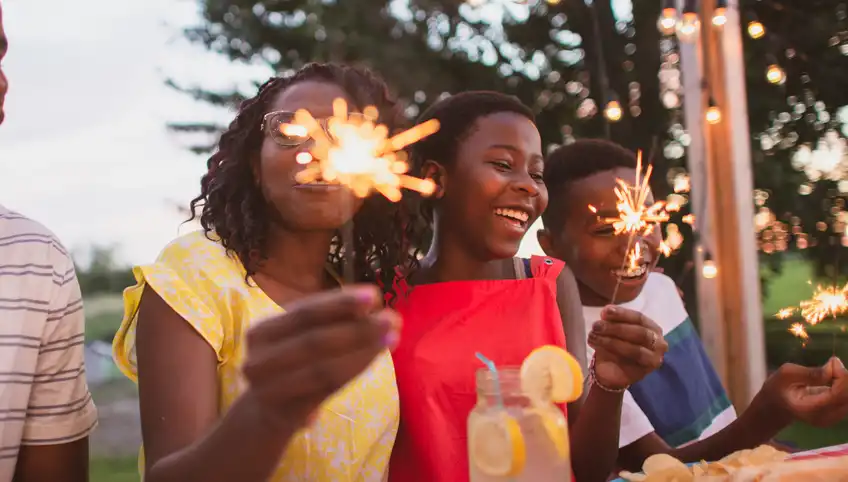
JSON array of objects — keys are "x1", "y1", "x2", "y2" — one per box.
[
  {"x1": 588, "y1": 306, "x2": 668, "y2": 391},
  {"x1": 745, "y1": 357, "x2": 848, "y2": 434}
]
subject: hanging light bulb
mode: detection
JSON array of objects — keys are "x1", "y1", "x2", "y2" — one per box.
[
  {"x1": 657, "y1": 1, "x2": 678, "y2": 36},
  {"x1": 712, "y1": 0, "x2": 728, "y2": 27},
  {"x1": 676, "y1": 1, "x2": 701, "y2": 43},
  {"x1": 705, "y1": 98, "x2": 722, "y2": 124},
  {"x1": 702, "y1": 254, "x2": 718, "y2": 279},
  {"x1": 766, "y1": 64, "x2": 786, "y2": 85},
  {"x1": 747, "y1": 21, "x2": 765, "y2": 39},
  {"x1": 604, "y1": 99, "x2": 623, "y2": 122}
]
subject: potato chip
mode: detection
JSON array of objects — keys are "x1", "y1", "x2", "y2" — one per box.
[
  {"x1": 618, "y1": 445, "x2": 792, "y2": 482},
  {"x1": 643, "y1": 453, "x2": 690, "y2": 474},
  {"x1": 649, "y1": 466, "x2": 693, "y2": 481},
  {"x1": 619, "y1": 470, "x2": 647, "y2": 481}
]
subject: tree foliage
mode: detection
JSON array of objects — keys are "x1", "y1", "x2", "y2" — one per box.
[{"x1": 173, "y1": 0, "x2": 848, "y2": 311}]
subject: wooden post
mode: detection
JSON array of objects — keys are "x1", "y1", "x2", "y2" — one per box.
[{"x1": 679, "y1": 0, "x2": 766, "y2": 408}]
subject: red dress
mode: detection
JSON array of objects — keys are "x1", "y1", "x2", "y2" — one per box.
[{"x1": 389, "y1": 256, "x2": 568, "y2": 482}]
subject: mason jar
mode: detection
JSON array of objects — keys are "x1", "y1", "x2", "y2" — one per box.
[{"x1": 467, "y1": 368, "x2": 571, "y2": 482}]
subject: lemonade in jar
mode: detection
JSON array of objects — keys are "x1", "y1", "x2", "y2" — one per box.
[{"x1": 468, "y1": 346, "x2": 583, "y2": 482}]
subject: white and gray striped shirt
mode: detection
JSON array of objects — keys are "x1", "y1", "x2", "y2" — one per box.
[{"x1": 0, "y1": 205, "x2": 97, "y2": 480}]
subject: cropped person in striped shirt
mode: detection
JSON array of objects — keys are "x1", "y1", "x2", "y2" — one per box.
[
  {"x1": 538, "y1": 139, "x2": 848, "y2": 473},
  {"x1": 0, "y1": 3, "x2": 97, "y2": 480}
]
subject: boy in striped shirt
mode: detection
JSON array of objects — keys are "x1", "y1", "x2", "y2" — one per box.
[
  {"x1": 0, "y1": 3, "x2": 97, "y2": 480},
  {"x1": 538, "y1": 139, "x2": 848, "y2": 472}
]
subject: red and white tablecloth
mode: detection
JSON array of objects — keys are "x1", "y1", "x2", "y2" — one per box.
[{"x1": 789, "y1": 442, "x2": 848, "y2": 461}]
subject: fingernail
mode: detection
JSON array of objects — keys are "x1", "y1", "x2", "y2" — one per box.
[
  {"x1": 355, "y1": 287, "x2": 378, "y2": 305},
  {"x1": 383, "y1": 331, "x2": 399, "y2": 349},
  {"x1": 374, "y1": 310, "x2": 397, "y2": 330},
  {"x1": 592, "y1": 322, "x2": 604, "y2": 333},
  {"x1": 603, "y1": 306, "x2": 618, "y2": 316}
]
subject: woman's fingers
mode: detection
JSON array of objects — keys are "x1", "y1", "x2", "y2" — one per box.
[
  {"x1": 251, "y1": 342, "x2": 388, "y2": 405},
  {"x1": 247, "y1": 285, "x2": 382, "y2": 344},
  {"x1": 244, "y1": 309, "x2": 398, "y2": 385}
]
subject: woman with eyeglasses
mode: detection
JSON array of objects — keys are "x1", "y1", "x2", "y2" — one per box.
[{"x1": 112, "y1": 63, "x2": 409, "y2": 482}]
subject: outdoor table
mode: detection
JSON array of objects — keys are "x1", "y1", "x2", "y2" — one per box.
[{"x1": 609, "y1": 443, "x2": 848, "y2": 481}]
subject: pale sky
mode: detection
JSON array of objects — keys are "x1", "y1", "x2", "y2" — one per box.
[{"x1": 0, "y1": 0, "x2": 545, "y2": 266}]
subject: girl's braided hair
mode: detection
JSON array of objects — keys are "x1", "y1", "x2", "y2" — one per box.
[{"x1": 188, "y1": 62, "x2": 414, "y2": 298}]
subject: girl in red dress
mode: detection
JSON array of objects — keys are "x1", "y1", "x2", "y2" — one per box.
[{"x1": 388, "y1": 92, "x2": 668, "y2": 482}]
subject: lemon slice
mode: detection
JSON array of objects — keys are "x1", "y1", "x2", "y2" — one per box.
[
  {"x1": 469, "y1": 412, "x2": 526, "y2": 477},
  {"x1": 535, "y1": 406, "x2": 570, "y2": 460},
  {"x1": 520, "y1": 345, "x2": 584, "y2": 404}
]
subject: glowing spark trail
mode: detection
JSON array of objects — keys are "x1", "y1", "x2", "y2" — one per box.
[
  {"x1": 588, "y1": 151, "x2": 672, "y2": 236},
  {"x1": 291, "y1": 98, "x2": 440, "y2": 202}
]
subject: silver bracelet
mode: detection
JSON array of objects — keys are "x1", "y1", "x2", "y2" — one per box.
[{"x1": 588, "y1": 356, "x2": 629, "y2": 393}]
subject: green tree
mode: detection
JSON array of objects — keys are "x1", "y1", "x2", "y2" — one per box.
[
  {"x1": 74, "y1": 245, "x2": 135, "y2": 297},
  {"x1": 172, "y1": 0, "x2": 848, "y2": 312}
]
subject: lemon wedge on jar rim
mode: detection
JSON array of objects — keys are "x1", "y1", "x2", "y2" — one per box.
[
  {"x1": 520, "y1": 345, "x2": 584, "y2": 405},
  {"x1": 521, "y1": 345, "x2": 583, "y2": 460},
  {"x1": 469, "y1": 411, "x2": 526, "y2": 476}
]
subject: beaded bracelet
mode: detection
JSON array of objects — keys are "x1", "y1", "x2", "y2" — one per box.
[{"x1": 588, "y1": 356, "x2": 629, "y2": 393}]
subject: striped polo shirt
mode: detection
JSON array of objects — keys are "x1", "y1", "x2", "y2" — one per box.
[
  {"x1": 583, "y1": 272, "x2": 736, "y2": 448},
  {"x1": 0, "y1": 205, "x2": 97, "y2": 479}
]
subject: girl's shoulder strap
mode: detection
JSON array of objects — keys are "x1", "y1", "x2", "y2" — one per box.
[
  {"x1": 379, "y1": 266, "x2": 412, "y2": 305},
  {"x1": 529, "y1": 255, "x2": 565, "y2": 280}
]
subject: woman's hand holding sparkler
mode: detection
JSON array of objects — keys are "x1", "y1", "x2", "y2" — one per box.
[
  {"x1": 241, "y1": 286, "x2": 401, "y2": 431},
  {"x1": 588, "y1": 306, "x2": 668, "y2": 390},
  {"x1": 748, "y1": 357, "x2": 848, "y2": 430}
]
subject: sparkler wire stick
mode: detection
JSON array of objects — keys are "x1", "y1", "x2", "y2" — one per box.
[
  {"x1": 342, "y1": 199, "x2": 355, "y2": 284},
  {"x1": 833, "y1": 247, "x2": 840, "y2": 357},
  {"x1": 610, "y1": 235, "x2": 637, "y2": 305}
]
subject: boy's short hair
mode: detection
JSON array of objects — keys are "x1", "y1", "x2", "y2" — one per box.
[{"x1": 542, "y1": 139, "x2": 643, "y2": 231}]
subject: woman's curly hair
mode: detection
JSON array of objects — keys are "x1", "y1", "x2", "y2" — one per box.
[{"x1": 188, "y1": 62, "x2": 415, "y2": 298}]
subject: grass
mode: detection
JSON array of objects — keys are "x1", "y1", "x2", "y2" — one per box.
[
  {"x1": 780, "y1": 420, "x2": 848, "y2": 451},
  {"x1": 84, "y1": 294, "x2": 124, "y2": 342},
  {"x1": 761, "y1": 256, "x2": 816, "y2": 316},
  {"x1": 91, "y1": 457, "x2": 138, "y2": 482}
]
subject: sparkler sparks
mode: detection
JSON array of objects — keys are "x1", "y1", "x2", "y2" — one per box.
[
  {"x1": 292, "y1": 98, "x2": 440, "y2": 202},
  {"x1": 778, "y1": 283, "x2": 848, "y2": 344},
  {"x1": 799, "y1": 283, "x2": 848, "y2": 325},
  {"x1": 588, "y1": 151, "x2": 671, "y2": 236},
  {"x1": 623, "y1": 242, "x2": 643, "y2": 276},
  {"x1": 602, "y1": 150, "x2": 671, "y2": 304},
  {"x1": 789, "y1": 323, "x2": 810, "y2": 341},
  {"x1": 775, "y1": 308, "x2": 795, "y2": 320}
]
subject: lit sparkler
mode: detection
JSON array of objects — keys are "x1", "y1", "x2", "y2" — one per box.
[
  {"x1": 778, "y1": 282, "x2": 848, "y2": 345},
  {"x1": 799, "y1": 283, "x2": 848, "y2": 325},
  {"x1": 600, "y1": 150, "x2": 671, "y2": 303},
  {"x1": 292, "y1": 98, "x2": 440, "y2": 202},
  {"x1": 588, "y1": 151, "x2": 671, "y2": 236}
]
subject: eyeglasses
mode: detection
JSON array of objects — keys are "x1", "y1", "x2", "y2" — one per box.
[{"x1": 261, "y1": 110, "x2": 371, "y2": 148}]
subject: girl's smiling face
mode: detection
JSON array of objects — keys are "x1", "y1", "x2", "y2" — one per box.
[{"x1": 427, "y1": 112, "x2": 547, "y2": 261}]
